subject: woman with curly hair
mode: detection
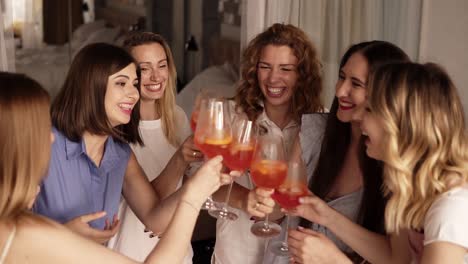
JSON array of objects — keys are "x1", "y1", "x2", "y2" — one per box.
[
  {"x1": 288, "y1": 62, "x2": 468, "y2": 263},
  {"x1": 211, "y1": 23, "x2": 323, "y2": 264}
]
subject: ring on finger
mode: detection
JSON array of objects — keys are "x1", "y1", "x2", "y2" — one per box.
[{"x1": 253, "y1": 202, "x2": 260, "y2": 210}]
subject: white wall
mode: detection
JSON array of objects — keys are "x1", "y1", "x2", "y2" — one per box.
[{"x1": 419, "y1": 0, "x2": 468, "y2": 119}]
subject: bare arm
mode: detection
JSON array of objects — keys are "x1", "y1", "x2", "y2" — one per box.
[
  {"x1": 123, "y1": 151, "x2": 170, "y2": 234},
  {"x1": 146, "y1": 156, "x2": 235, "y2": 263},
  {"x1": 291, "y1": 195, "x2": 411, "y2": 264},
  {"x1": 326, "y1": 210, "x2": 410, "y2": 264},
  {"x1": 150, "y1": 136, "x2": 203, "y2": 199},
  {"x1": 420, "y1": 242, "x2": 466, "y2": 264}
]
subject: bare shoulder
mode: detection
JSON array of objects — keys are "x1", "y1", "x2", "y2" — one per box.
[
  {"x1": 13, "y1": 214, "x2": 135, "y2": 263},
  {"x1": 17, "y1": 213, "x2": 64, "y2": 236},
  {"x1": 10, "y1": 214, "x2": 74, "y2": 263}
]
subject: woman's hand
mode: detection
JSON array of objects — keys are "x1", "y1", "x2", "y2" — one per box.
[
  {"x1": 288, "y1": 227, "x2": 352, "y2": 264},
  {"x1": 179, "y1": 136, "x2": 204, "y2": 163},
  {"x1": 184, "y1": 156, "x2": 240, "y2": 207},
  {"x1": 246, "y1": 187, "x2": 276, "y2": 218},
  {"x1": 65, "y1": 211, "x2": 120, "y2": 244},
  {"x1": 284, "y1": 194, "x2": 335, "y2": 227}
]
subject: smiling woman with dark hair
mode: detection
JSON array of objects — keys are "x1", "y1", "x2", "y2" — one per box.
[
  {"x1": 32, "y1": 43, "x2": 238, "y2": 258},
  {"x1": 0, "y1": 71, "x2": 235, "y2": 263}
]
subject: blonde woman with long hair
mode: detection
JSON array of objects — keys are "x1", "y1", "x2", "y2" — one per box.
[
  {"x1": 0, "y1": 72, "x2": 236, "y2": 263},
  {"x1": 285, "y1": 62, "x2": 468, "y2": 264},
  {"x1": 108, "y1": 32, "x2": 202, "y2": 262}
]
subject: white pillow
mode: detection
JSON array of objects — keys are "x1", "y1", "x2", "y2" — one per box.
[
  {"x1": 71, "y1": 20, "x2": 106, "y2": 46},
  {"x1": 72, "y1": 27, "x2": 122, "y2": 57},
  {"x1": 85, "y1": 27, "x2": 121, "y2": 44}
]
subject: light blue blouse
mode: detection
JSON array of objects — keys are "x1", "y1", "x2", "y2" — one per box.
[{"x1": 34, "y1": 127, "x2": 131, "y2": 229}]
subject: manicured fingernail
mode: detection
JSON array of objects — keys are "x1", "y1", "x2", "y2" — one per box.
[
  {"x1": 299, "y1": 197, "x2": 305, "y2": 203},
  {"x1": 297, "y1": 226, "x2": 304, "y2": 230}
]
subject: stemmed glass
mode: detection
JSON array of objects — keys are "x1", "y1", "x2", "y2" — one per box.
[
  {"x1": 193, "y1": 97, "x2": 232, "y2": 210},
  {"x1": 250, "y1": 134, "x2": 288, "y2": 237},
  {"x1": 270, "y1": 161, "x2": 308, "y2": 256},
  {"x1": 191, "y1": 93, "x2": 222, "y2": 210},
  {"x1": 190, "y1": 92, "x2": 203, "y2": 132},
  {"x1": 208, "y1": 115, "x2": 256, "y2": 220}
]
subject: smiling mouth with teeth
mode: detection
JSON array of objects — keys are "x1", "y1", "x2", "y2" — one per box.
[
  {"x1": 145, "y1": 83, "x2": 162, "y2": 92},
  {"x1": 266, "y1": 87, "x2": 285, "y2": 96},
  {"x1": 118, "y1": 103, "x2": 133, "y2": 110}
]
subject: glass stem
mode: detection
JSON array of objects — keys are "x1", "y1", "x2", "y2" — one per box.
[
  {"x1": 263, "y1": 214, "x2": 270, "y2": 230},
  {"x1": 222, "y1": 180, "x2": 234, "y2": 210},
  {"x1": 283, "y1": 214, "x2": 290, "y2": 247}
]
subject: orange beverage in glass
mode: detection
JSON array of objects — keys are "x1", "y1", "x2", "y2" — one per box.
[
  {"x1": 269, "y1": 161, "x2": 308, "y2": 255},
  {"x1": 271, "y1": 182, "x2": 308, "y2": 209},
  {"x1": 250, "y1": 160, "x2": 287, "y2": 189},
  {"x1": 224, "y1": 143, "x2": 254, "y2": 171},
  {"x1": 249, "y1": 134, "x2": 286, "y2": 237},
  {"x1": 190, "y1": 110, "x2": 199, "y2": 132},
  {"x1": 195, "y1": 136, "x2": 232, "y2": 159}
]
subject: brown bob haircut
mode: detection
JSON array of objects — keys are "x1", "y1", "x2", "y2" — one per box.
[{"x1": 51, "y1": 43, "x2": 142, "y2": 144}]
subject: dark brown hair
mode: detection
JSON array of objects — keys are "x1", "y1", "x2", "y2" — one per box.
[
  {"x1": 235, "y1": 23, "x2": 323, "y2": 122},
  {"x1": 307, "y1": 41, "x2": 410, "y2": 234},
  {"x1": 51, "y1": 43, "x2": 142, "y2": 144}
]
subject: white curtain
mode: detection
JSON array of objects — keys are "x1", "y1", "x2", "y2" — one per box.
[
  {"x1": 0, "y1": 0, "x2": 15, "y2": 71},
  {"x1": 240, "y1": 0, "x2": 422, "y2": 106},
  {"x1": 13, "y1": 0, "x2": 43, "y2": 49}
]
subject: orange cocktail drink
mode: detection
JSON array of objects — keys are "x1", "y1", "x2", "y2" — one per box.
[
  {"x1": 224, "y1": 143, "x2": 254, "y2": 171},
  {"x1": 271, "y1": 181, "x2": 308, "y2": 209},
  {"x1": 250, "y1": 160, "x2": 287, "y2": 189},
  {"x1": 190, "y1": 110, "x2": 199, "y2": 132}
]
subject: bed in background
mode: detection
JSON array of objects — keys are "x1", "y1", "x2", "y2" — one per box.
[
  {"x1": 15, "y1": 7, "x2": 144, "y2": 98},
  {"x1": 176, "y1": 37, "x2": 240, "y2": 118}
]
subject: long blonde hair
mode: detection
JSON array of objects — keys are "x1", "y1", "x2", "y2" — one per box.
[
  {"x1": 0, "y1": 72, "x2": 51, "y2": 219},
  {"x1": 123, "y1": 32, "x2": 181, "y2": 147},
  {"x1": 367, "y1": 62, "x2": 468, "y2": 233}
]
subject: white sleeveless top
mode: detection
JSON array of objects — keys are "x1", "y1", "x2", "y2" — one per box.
[{"x1": 108, "y1": 106, "x2": 193, "y2": 263}]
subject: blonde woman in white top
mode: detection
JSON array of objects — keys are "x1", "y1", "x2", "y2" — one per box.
[{"x1": 109, "y1": 32, "x2": 203, "y2": 263}]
